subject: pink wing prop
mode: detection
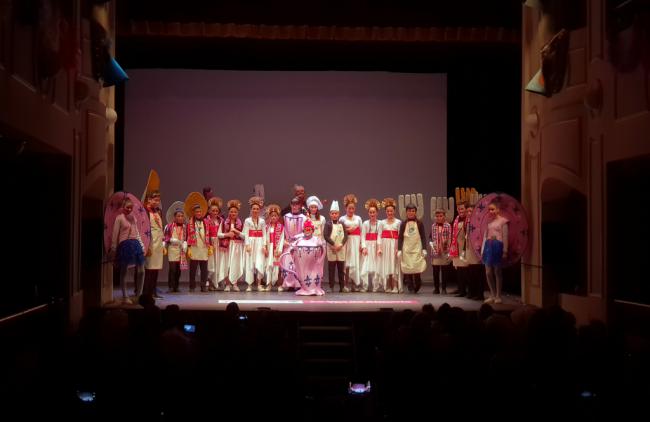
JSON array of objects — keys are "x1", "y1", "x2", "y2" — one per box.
[
  {"x1": 468, "y1": 193, "x2": 529, "y2": 267},
  {"x1": 103, "y1": 191, "x2": 152, "y2": 254}
]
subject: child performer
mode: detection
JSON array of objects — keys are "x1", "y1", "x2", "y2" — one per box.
[
  {"x1": 340, "y1": 194, "x2": 363, "y2": 291},
  {"x1": 218, "y1": 199, "x2": 245, "y2": 292},
  {"x1": 281, "y1": 219, "x2": 326, "y2": 296},
  {"x1": 243, "y1": 196, "x2": 267, "y2": 292},
  {"x1": 281, "y1": 197, "x2": 307, "y2": 292},
  {"x1": 323, "y1": 200, "x2": 348, "y2": 292},
  {"x1": 306, "y1": 195, "x2": 326, "y2": 240},
  {"x1": 481, "y1": 200, "x2": 509, "y2": 304},
  {"x1": 110, "y1": 198, "x2": 145, "y2": 304},
  {"x1": 464, "y1": 203, "x2": 485, "y2": 300},
  {"x1": 163, "y1": 204, "x2": 187, "y2": 293},
  {"x1": 143, "y1": 191, "x2": 164, "y2": 299},
  {"x1": 398, "y1": 202, "x2": 427, "y2": 293},
  {"x1": 284, "y1": 196, "x2": 307, "y2": 244},
  {"x1": 429, "y1": 208, "x2": 453, "y2": 295},
  {"x1": 185, "y1": 194, "x2": 212, "y2": 293},
  {"x1": 378, "y1": 198, "x2": 401, "y2": 293},
  {"x1": 207, "y1": 197, "x2": 224, "y2": 291},
  {"x1": 360, "y1": 198, "x2": 382, "y2": 293},
  {"x1": 264, "y1": 204, "x2": 285, "y2": 291},
  {"x1": 449, "y1": 201, "x2": 470, "y2": 297}
]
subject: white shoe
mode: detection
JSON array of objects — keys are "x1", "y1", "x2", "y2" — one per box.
[
  {"x1": 224, "y1": 285, "x2": 231, "y2": 292},
  {"x1": 360, "y1": 288, "x2": 368, "y2": 293},
  {"x1": 484, "y1": 297, "x2": 495, "y2": 304},
  {"x1": 494, "y1": 297, "x2": 503, "y2": 304},
  {"x1": 342, "y1": 287, "x2": 351, "y2": 293},
  {"x1": 277, "y1": 287, "x2": 284, "y2": 292},
  {"x1": 391, "y1": 287, "x2": 399, "y2": 293},
  {"x1": 246, "y1": 286, "x2": 252, "y2": 292},
  {"x1": 232, "y1": 285, "x2": 240, "y2": 292}
]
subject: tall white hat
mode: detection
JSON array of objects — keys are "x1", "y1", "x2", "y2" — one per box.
[{"x1": 306, "y1": 195, "x2": 323, "y2": 210}]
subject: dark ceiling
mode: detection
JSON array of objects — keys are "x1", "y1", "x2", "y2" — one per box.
[
  {"x1": 117, "y1": 0, "x2": 523, "y2": 29},
  {"x1": 116, "y1": 1, "x2": 523, "y2": 70}
]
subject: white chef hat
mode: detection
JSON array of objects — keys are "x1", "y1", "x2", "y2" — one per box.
[{"x1": 306, "y1": 195, "x2": 323, "y2": 210}]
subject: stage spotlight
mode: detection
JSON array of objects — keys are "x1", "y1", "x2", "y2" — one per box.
[
  {"x1": 348, "y1": 381, "x2": 372, "y2": 396},
  {"x1": 76, "y1": 390, "x2": 96, "y2": 403}
]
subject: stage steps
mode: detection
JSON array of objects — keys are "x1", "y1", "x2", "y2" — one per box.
[{"x1": 297, "y1": 324, "x2": 358, "y2": 396}]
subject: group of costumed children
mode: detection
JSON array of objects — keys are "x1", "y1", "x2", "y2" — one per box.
[{"x1": 111, "y1": 189, "x2": 510, "y2": 304}]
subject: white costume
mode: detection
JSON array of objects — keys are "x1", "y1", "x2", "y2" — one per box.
[
  {"x1": 360, "y1": 219, "x2": 380, "y2": 292},
  {"x1": 207, "y1": 216, "x2": 224, "y2": 287},
  {"x1": 243, "y1": 216, "x2": 267, "y2": 285},
  {"x1": 265, "y1": 221, "x2": 285, "y2": 286},
  {"x1": 339, "y1": 214, "x2": 363, "y2": 288},
  {"x1": 145, "y1": 210, "x2": 165, "y2": 270},
  {"x1": 377, "y1": 218, "x2": 402, "y2": 292},
  {"x1": 217, "y1": 218, "x2": 245, "y2": 285}
]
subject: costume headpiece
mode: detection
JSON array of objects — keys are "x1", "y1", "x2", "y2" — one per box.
[
  {"x1": 184, "y1": 192, "x2": 208, "y2": 219},
  {"x1": 265, "y1": 203, "x2": 281, "y2": 219},
  {"x1": 208, "y1": 196, "x2": 223, "y2": 210},
  {"x1": 382, "y1": 197, "x2": 397, "y2": 209},
  {"x1": 343, "y1": 194, "x2": 358, "y2": 207},
  {"x1": 227, "y1": 199, "x2": 242, "y2": 211},
  {"x1": 248, "y1": 196, "x2": 264, "y2": 208},
  {"x1": 166, "y1": 201, "x2": 186, "y2": 225},
  {"x1": 141, "y1": 169, "x2": 160, "y2": 203},
  {"x1": 306, "y1": 195, "x2": 323, "y2": 210},
  {"x1": 364, "y1": 198, "x2": 381, "y2": 210}
]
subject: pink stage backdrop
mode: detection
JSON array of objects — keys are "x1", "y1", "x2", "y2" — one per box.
[{"x1": 124, "y1": 70, "x2": 446, "y2": 228}]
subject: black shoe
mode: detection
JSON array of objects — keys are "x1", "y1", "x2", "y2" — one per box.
[
  {"x1": 190, "y1": 287, "x2": 196, "y2": 293},
  {"x1": 441, "y1": 288, "x2": 448, "y2": 295},
  {"x1": 200, "y1": 286, "x2": 208, "y2": 292},
  {"x1": 433, "y1": 288, "x2": 440, "y2": 294},
  {"x1": 208, "y1": 285, "x2": 218, "y2": 292}
]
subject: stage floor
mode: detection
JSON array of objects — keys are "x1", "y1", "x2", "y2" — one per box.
[{"x1": 108, "y1": 284, "x2": 522, "y2": 312}]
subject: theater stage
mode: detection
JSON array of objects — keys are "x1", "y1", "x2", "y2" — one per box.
[{"x1": 107, "y1": 283, "x2": 522, "y2": 312}]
